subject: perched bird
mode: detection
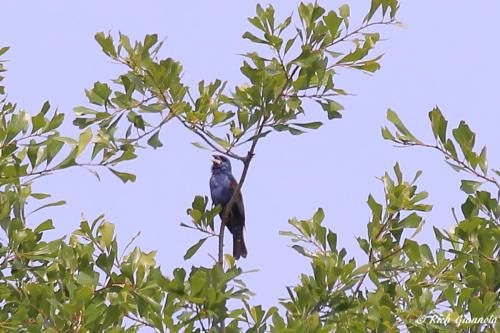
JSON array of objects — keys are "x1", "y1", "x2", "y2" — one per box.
[{"x1": 209, "y1": 155, "x2": 247, "y2": 259}]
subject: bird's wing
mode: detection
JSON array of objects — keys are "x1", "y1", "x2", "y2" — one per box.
[{"x1": 229, "y1": 176, "x2": 245, "y2": 223}]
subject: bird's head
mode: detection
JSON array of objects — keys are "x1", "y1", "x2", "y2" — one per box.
[{"x1": 211, "y1": 154, "x2": 232, "y2": 173}]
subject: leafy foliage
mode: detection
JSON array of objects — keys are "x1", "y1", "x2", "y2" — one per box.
[{"x1": 1, "y1": 1, "x2": 498, "y2": 332}]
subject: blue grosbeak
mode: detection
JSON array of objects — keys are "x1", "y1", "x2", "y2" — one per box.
[{"x1": 209, "y1": 155, "x2": 247, "y2": 259}]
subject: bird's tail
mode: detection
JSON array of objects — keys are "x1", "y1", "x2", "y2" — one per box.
[{"x1": 233, "y1": 232, "x2": 247, "y2": 260}]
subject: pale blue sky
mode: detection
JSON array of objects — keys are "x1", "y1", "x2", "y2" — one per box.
[{"x1": 2, "y1": 0, "x2": 499, "y2": 313}]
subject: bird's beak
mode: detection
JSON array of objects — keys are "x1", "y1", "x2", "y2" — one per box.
[{"x1": 212, "y1": 155, "x2": 222, "y2": 165}]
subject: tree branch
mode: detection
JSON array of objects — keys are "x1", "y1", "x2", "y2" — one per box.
[
  {"x1": 398, "y1": 141, "x2": 499, "y2": 189},
  {"x1": 322, "y1": 18, "x2": 396, "y2": 50},
  {"x1": 175, "y1": 115, "x2": 245, "y2": 162},
  {"x1": 124, "y1": 314, "x2": 156, "y2": 330},
  {"x1": 218, "y1": 115, "x2": 268, "y2": 264},
  {"x1": 353, "y1": 211, "x2": 394, "y2": 295}
]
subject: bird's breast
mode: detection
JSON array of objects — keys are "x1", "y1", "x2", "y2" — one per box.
[{"x1": 210, "y1": 173, "x2": 232, "y2": 206}]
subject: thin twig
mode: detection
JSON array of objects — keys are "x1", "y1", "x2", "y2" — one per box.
[
  {"x1": 281, "y1": 92, "x2": 341, "y2": 99},
  {"x1": 127, "y1": 113, "x2": 172, "y2": 143},
  {"x1": 353, "y1": 211, "x2": 394, "y2": 295},
  {"x1": 175, "y1": 115, "x2": 245, "y2": 161},
  {"x1": 118, "y1": 231, "x2": 142, "y2": 265},
  {"x1": 195, "y1": 305, "x2": 209, "y2": 333},
  {"x1": 373, "y1": 243, "x2": 407, "y2": 264},
  {"x1": 181, "y1": 224, "x2": 219, "y2": 238},
  {"x1": 322, "y1": 19, "x2": 396, "y2": 50},
  {"x1": 124, "y1": 314, "x2": 155, "y2": 329},
  {"x1": 399, "y1": 141, "x2": 499, "y2": 188}
]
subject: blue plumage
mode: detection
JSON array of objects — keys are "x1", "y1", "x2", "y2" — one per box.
[{"x1": 209, "y1": 155, "x2": 247, "y2": 259}]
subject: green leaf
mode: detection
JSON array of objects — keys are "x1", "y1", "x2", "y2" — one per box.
[
  {"x1": 353, "y1": 264, "x2": 369, "y2": 275},
  {"x1": 469, "y1": 297, "x2": 483, "y2": 317},
  {"x1": 324, "y1": 11, "x2": 342, "y2": 37},
  {"x1": 398, "y1": 213, "x2": 422, "y2": 229},
  {"x1": 147, "y1": 131, "x2": 163, "y2": 149},
  {"x1": 207, "y1": 132, "x2": 231, "y2": 149},
  {"x1": 31, "y1": 102, "x2": 50, "y2": 134},
  {"x1": 93, "y1": 82, "x2": 112, "y2": 102},
  {"x1": 184, "y1": 237, "x2": 208, "y2": 260},
  {"x1": 313, "y1": 208, "x2": 325, "y2": 224},
  {"x1": 56, "y1": 148, "x2": 77, "y2": 169},
  {"x1": 433, "y1": 226, "x2": 445, "y2": 248},
  {"x1": 29, "y1": 200, "x2": 66, "y2": 215},
  {"x1": 292, "y1": 121, "x2": 323, "y2": 129},
  {"x1": 338, "y1": 45, "x2": 369, "y2": 64},
  {"x1": 460, "y1": 180, "x2": 482, "y2": 194},
  {"x1": 478, "y1": 146, "x2": 488, "y2": 175},
  {"x1": 189, "y1": 269, "x2": 208, "y2": 296},
  {"x1": 403, "y1": 239, "x2": 420, "y2": 262},
  {"x1": 461, "y1": 196, "x2": 478, "y2": 218},
  {"x1": 411, "y1": 170, "x2": 423, "y2": 184},
  {"x1": 77, "y1": 127, "x2": 93, "y2": 156},
  {"x1": 444, "y1": 139, "x2": 458, "y2": 159},
  {"x1": 278, "y1": 15, "x2": 292, "y2": 34},
  {"x1": 95, "y1": 32, "x2": 117, "y2": 58},
  {"x1": 143, "y1": 34, "x2": 158, "y2": 53},
  {"x1": 248, "y1": 15, "x2": 265, "y2": 32},
  {"x1": 386, "y1": 109, "x2": 420, "y2": 143},
  {"x1": 288, "y1": 126, "x2": 305, "y2": 135},
  {"x1": 74, "y1": 106, "x2": 99, "y2": 116},
  {"x1": 109, "y1": 168, "x2": 136, "y2": 183},
  {"x1": 54, "y1": 136, "x2": 78, "y2": 145},
  {"x1": 393, "y1": 162, "x2": 402, "y2": 184},
  {"x1": 339, "y1": 4, "x2": 350, "y2": 19},
  {"x1": 108, "y1": 147, "x2": 137, "y2": 164},
  {"x1": 0, "y1": 46, "x2": 10, "y2": 57},
  {"x1": 352, "y1": 60, "x2": 381, "y2": 73},
  {"x1": 367, "y1": 194, "x2": 382, "y2": 221},
  {"x1": 75, "y1": 270, "x2": 99, "y2": 286},
  {"x1": 230, "y1": 125, "x2": 243, "y2": 138},
  {"x1": 6, "y1": 112, "x2": 31, "y2": 141},
  {"x1": 320, "y1": 100, "x2": 344, "y2": 119},
  {"x1": 43, "y1": 113, "x2": 65, "y2": 133},
  {"x1": 293, "y1": 50, "x2": 321, "y2": 68},
  {"x1": 284, "y1": 36, "x2": 297, "y2": 55},
  {"x1": 273, "y1": 124, "x2": 289, "y2": 132},
  {"x1": 419, "y1": 244, "x2": 433, "y2": 263},
  {"x1": 381, "y1": 126, "x2": 395, "y2": 141},
  {"x1": 327, "y1": 231, "x2": 337, "y2": 251},
  {"x1": 292, "y1": 244, "x2": 309, "y2": 257},
  {"x1": 31, "y1": 193, "x2": 51, "y2": 200},
  {"x1": 191, "y1": 141, "x2": 210, "y2": 151},
  {"x1": 428, "y1": 106, "x2": 447, "y2": 143},
  {"x1": 365, "y1": 0, "x2": 382, "y2": 22},
  {"x1": 242, "y1": 32, "x2": 268, "y2": 45},
  {"x1": 119, "y1": 33, "x2": 133, "y2": 53},
  {"x1": 452, "y1": 120, "x2": 476, "y2": 157},
  {"x1": 34, "y1": 219, "x2": 54, "y2": 233},
  {"x1": 237, "y1": 110, "x2": 249, "y2": 129},
  {"x1": 99, "y1": 222, "x2": 115, "y2": 248},
  {"x1": 357, "y1": 237, "x2": 369, "y2": 254},
  {"x1": 279, "y1": 230, "x2": 296, "y2": 238}
]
